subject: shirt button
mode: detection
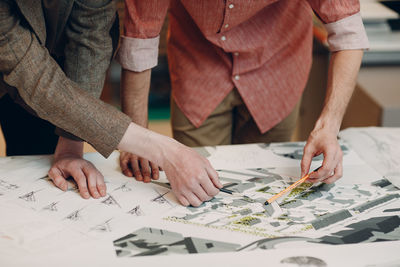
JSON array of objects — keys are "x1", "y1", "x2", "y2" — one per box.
[
  {"x1": 229, "y1": 4, "x2": 234, "y2": 9},
  {"x1": 224, "y1": 24, "x2": 229, "y2": 28},
  {"x1": 221, "y1": 36, "x2": 226, "y2": 41},
  {"x1": 233, "y1": 52, "x2": 239, "y2": 56},
  {"x1": 234, "y1": 75, "x2": 240, "y2": 80}
]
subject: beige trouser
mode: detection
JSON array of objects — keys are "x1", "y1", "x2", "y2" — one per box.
[{"x1": 171, "y1": 89, "x2": 300, "y2": 147}]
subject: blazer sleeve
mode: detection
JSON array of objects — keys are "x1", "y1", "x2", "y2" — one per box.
[
  {"x1": 0, "y1": 0, "x2": 131, "y2": 157},
  {"x1": 55, "y1": 0, "x2": 118, "y2": 141}
]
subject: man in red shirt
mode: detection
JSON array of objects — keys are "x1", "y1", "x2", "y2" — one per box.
[{"x1": 117, "y1": 1, "x2": 369, "y2": 197}]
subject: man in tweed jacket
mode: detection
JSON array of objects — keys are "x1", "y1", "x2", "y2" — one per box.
[{"x1": 0, "y1": 0, "x2": 222, "y2": 206}]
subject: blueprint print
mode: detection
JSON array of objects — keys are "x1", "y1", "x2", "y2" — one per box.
[
  {"x1": 1, "y1": 139, "x2": 400, "y2": 262},
  {"x1": 163, "y1": 167, "x2": 400, "y2": 238},
  {"x1": 114, "y1": 213, "x2": 400, "y2": 257},
  {"x1": 114, "y1": 227, "x2": 240, "y2": 257}
]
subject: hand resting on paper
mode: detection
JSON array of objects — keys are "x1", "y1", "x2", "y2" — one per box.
[
  {"x1": 119, "y1": 151, "x2": 160, "y2": 183},
  {"x1": 48, "y1": 137, "x2": 106, "y2": 199}
]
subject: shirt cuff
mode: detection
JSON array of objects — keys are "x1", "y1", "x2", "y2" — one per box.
[
  {"x1": 116, "y1": 36, "x2": 159, "y2": 72},
  {"x1": 324, "y1": 12, "x2": 369, "y2": 52}
]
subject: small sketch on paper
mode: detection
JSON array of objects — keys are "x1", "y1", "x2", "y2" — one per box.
[
  {"x1": 101, "y1": 194, "x2": 122, "y2": 208},
  {"x1": 42, "y1": 202, "x2": 59, "y2": 212},
  {"x1": 127, "y1": 205, "x2": 144, "y2": 216},
  {"x1": 152, "y1": 189, "x2": 172, "y2": 206},
  {"x1": 0, "y1": 179, "x2": 19, "y2": 190},
  {"x1": 91, "y1": 218, "x2": 113, "y2": 233},
  {"x1": 64, "y1": 208, "x2": 84, "y2": 221},
  {"x1": 18, "y1": 189, "x2": 43, "y2": 202},
  {"x1": 114, "y1": 182, "x2": 132, "y2": 192}
]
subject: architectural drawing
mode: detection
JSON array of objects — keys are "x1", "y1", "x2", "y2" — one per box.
[
  {"x1": 0, "y1": 179, "x2": 19, "y2": 190},
  {"x1": 113, "y1": 182, "x2": 132, "y2": 192},
  {"x1": 1, "y1": 138, "x2": 400, "y2": 262},
  {"x1": 64, "y1": 209, "x2": 84, "y2": 221},
  {"x1": 42, "y1": 202, "x2": 59, "y2": 212},
  {"x1": 101, "y1": 194, "x2": 122, "y2": 208},
  {"x1": 318, "y1": 215, "x2": 400, "y2": 244},
  {"x1": 127, "y1": 205, "x2": 144, "y2": 216},
  {"x1": 234, "y1": 215, "x2": 400, "y2": 250},
  {"x1": 114, "y1": 227, "x2": 240, "y2": 257},
  {"x1": 91, "y1": 218, "x2": 113, "y2": 233},
  {"x1": 113, "y1": 213, "x2": 400, "y2": 257},
  {"x1": 18, "y1": 189, "x2": 43, "y2": 202},
  {"x1": 164, "y1": 168, "x2": 400, "y2": 238},
  {"x1": 152, "y1": 189, "x2": 173, "y2": 206}
]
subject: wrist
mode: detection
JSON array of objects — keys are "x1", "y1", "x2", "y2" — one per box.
[
  {"x1": 54, "y1": 137, "x2": 84, "y2": 160},
  {"x1": 313, "y1": 113, "x2": 341, "y2": 136},
  {"x1": 117, "y1": 123, "x2": 180, "y2": 167}
]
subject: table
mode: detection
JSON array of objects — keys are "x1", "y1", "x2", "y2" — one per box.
[{"x1": 1, "y1": 127, "x2": 399, "y2": 266}]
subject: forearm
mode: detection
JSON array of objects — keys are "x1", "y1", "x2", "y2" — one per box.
[
  {"x1": 313, "y1": 49, "x2": 363, "y2": 134},
  {"x1": 121, "y1": 69, "x2": 152, "y2": 127},
  {"x1": 118, "y1": 122, "x2": 179, "y2": 167},
  {"x1": 54, "y1": 0, "x2": 117, "y2": 141}
]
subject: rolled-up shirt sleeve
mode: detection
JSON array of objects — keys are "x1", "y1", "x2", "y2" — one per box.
[
  {"x1": 116, "y1": 0, "x2": 169, "y2": 72},
  {"x1": 307, "y1": 0, "x2": 369, "y2": 51}
]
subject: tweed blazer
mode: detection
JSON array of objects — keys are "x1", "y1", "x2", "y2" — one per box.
[{"x1": 0, "y1": 0, "x2": 131, "y2": 157}]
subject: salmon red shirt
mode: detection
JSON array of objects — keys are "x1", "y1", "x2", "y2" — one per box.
[{"x1": 117, "y1": 0, "x2": 369, "y2": 133}]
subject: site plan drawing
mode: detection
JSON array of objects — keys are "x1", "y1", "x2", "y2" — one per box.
[
  {"x1": 114, "y1": 166, "x2": 400, "y2": 257},
  {"x1": 0, "y1": 136, "x2": 399, "y2": 263}
]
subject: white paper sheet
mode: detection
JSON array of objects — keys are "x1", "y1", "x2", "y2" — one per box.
[{"x1": 1, "y1": 135, "x2": 400, "y2": 266}]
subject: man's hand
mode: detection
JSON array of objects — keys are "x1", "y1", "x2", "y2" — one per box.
[
  {"x1": 48, "y1": 156, "x2": 106, "y2": 199},
  {"x1": 48, "y1": 136, "x2": 106, "y2": 199},
  {"x1": 117, "y1": 123, "x2": 223, "y2": 207},
  {"x1": 301, "y1": 128, "x2": 343, "y2": 184},
  {"x1": 301, "y1": 49, "x2": 363, "y2": 185},
  {"x1": 119, "y1": 151, "x2": 159, "y2": 183},
  {"x1": 162, "y1": 144, "x2": 223, "y2": 207}
]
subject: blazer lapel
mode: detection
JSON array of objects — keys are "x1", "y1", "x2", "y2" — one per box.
[{"x1": 14, "y1": 0, "x2": 46, "y2": 44}]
